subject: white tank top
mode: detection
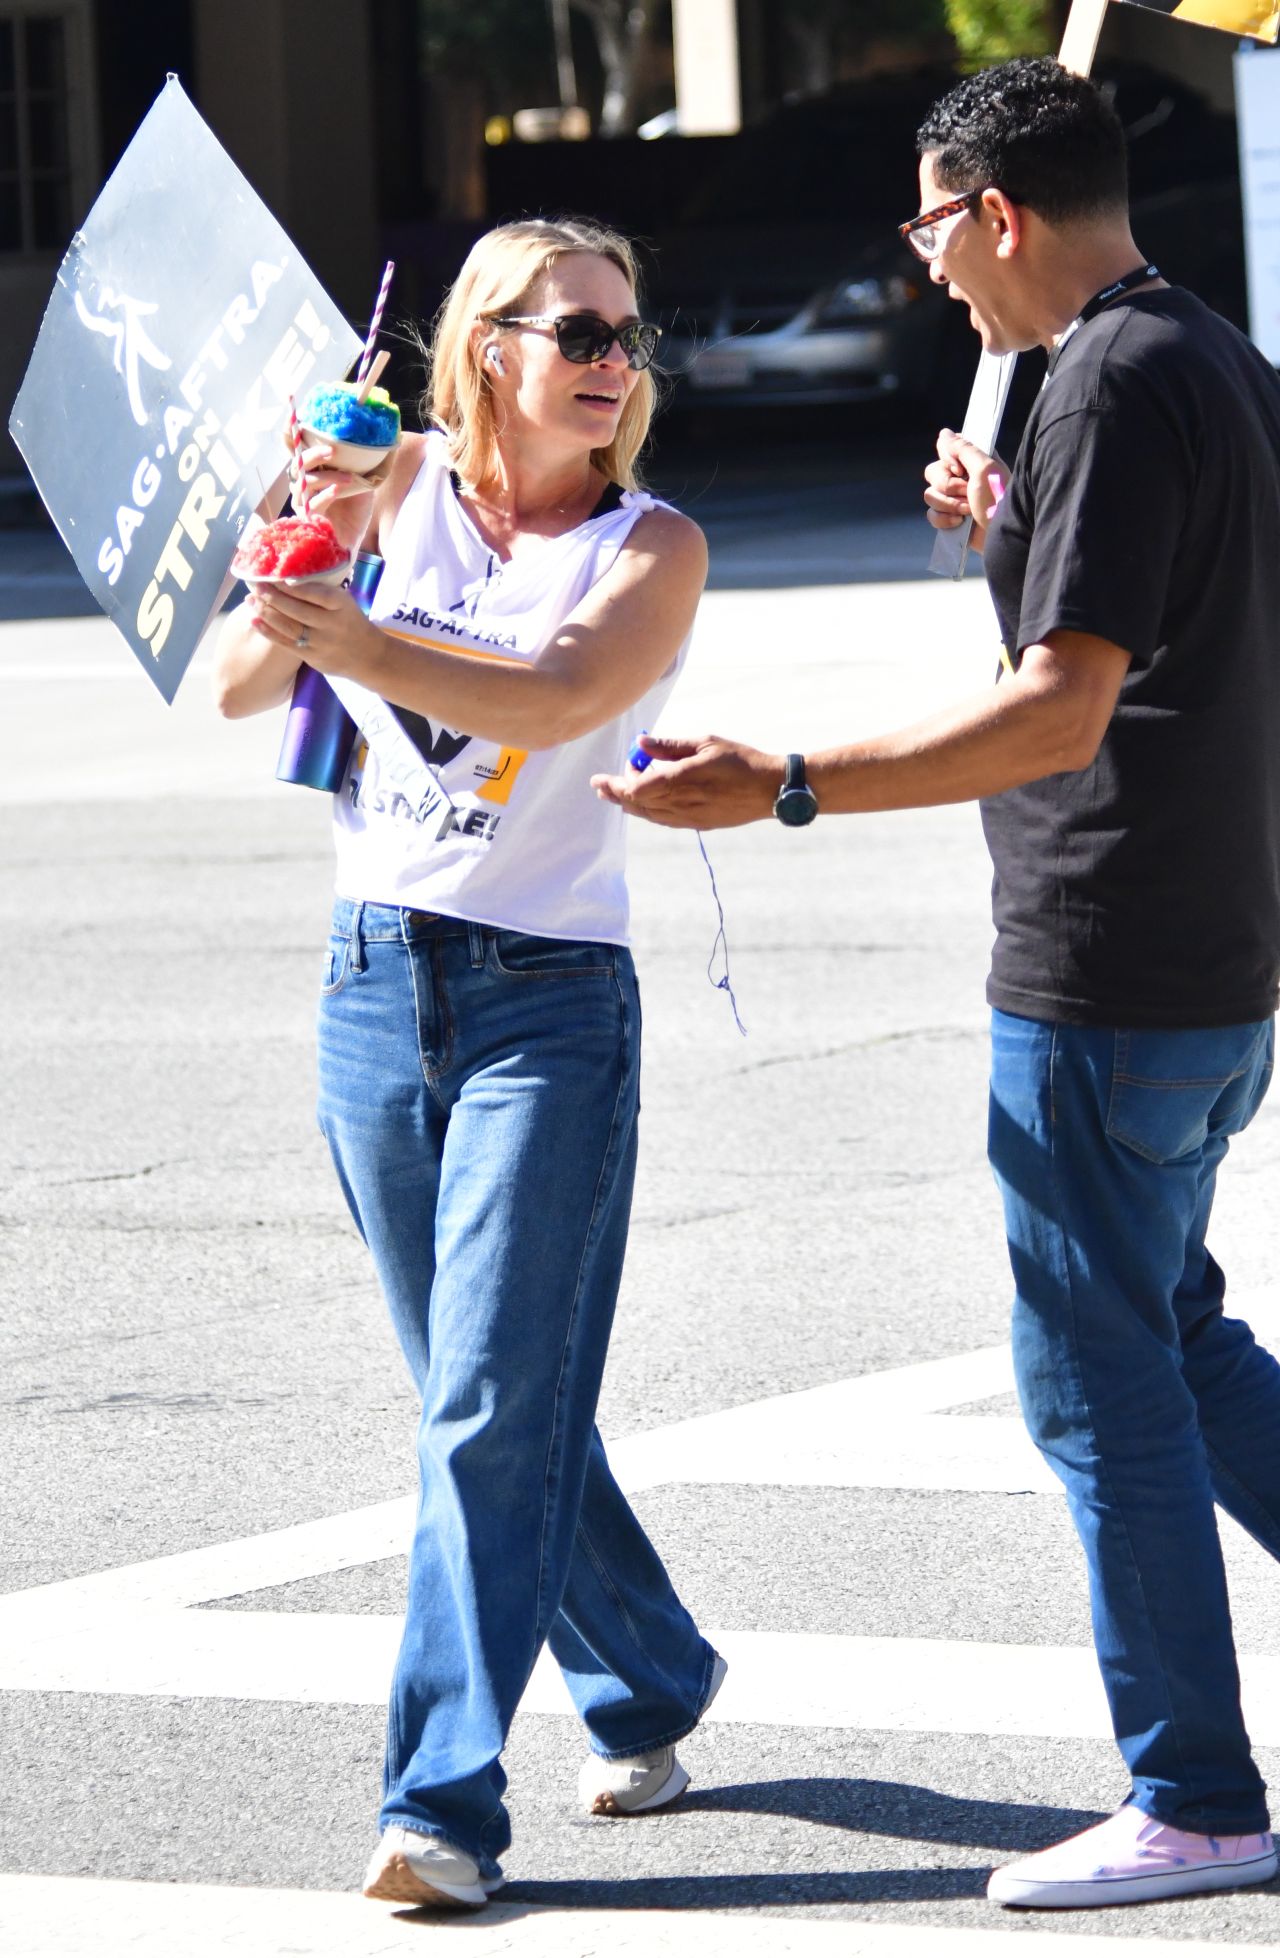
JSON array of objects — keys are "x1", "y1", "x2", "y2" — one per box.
[{"x1": 331, "y1": 434, "x2": 689, "y2": 945}]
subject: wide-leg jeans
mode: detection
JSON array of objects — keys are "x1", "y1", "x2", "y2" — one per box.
[
  {"x1": 317, "y1": 899, "x2": 717, "y2": 1873},
  {"x1": 989, "y1": 1007, "x2": 1278, "y2": 1832}
]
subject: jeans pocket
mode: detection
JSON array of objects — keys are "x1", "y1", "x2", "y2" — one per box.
[
  {"x1": 488, "y1": 932, "x2": 615, "y2": 979},
  {"x1": 1105, "y1": 1026, "x2": 1264, "y2": 1164},
  {"x1": 320, "y1": 933, "x2": 351, "y2": 997}
]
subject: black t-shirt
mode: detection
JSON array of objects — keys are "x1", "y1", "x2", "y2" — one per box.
[{"x1": 982, "y1": 287, "x2": 1280, "y2": 1028}]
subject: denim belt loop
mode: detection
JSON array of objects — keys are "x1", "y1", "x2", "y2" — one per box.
[
  {"x1": 350, "y1": 902, "x2": 366, "y2": 974},
  {"x1": 467, "y1": 921, "x2": 485, "y2": 969}
]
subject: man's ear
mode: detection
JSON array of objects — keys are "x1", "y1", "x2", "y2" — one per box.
[{"x1": 985, "y1": 187, "x2": 1022, "y2": 260}]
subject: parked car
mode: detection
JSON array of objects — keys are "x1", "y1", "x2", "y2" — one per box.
[
  {"x1": 646, "y1": 70, "x2": 957, "y2": 413},
  {"x1": 643, "y1": 62, "x2": 1247, "y2": 416}
]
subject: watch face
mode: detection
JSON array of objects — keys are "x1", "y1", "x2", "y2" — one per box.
[{"x1": 775, "y1": 787, "x2": 818, "y2": 827}]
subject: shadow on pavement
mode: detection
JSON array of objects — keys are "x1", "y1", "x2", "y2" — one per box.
[
  {"x1": 647, "y1": 413, "x2": 976, "y2": 590},
  {"x1": 0, "y1": 524, "x2": 99, "y2": 620},
  {"x1": 476, "y1": 1782, "x2": 1106, "y2": 1914},
  {"x1": 679, "y1": 1777, "x2": 1102, "y2": 1851},
  {"x1": 501, "y1": 1868, "x2": 991, "y2": 1909},
  {"x1": 0, "y1": 413, "x2": 972, "y2": 621}
]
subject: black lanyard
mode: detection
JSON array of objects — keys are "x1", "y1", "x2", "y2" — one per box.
[{"x1": 1047, "y1": 263, "x2": 1161, "y2": 376}]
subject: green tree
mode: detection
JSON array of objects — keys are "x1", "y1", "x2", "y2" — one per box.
[{"x1": 943, "y1": 0, "x2": 1055, "y2": 63}]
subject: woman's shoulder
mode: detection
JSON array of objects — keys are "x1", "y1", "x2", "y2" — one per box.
[
  {"x1": 391, "y1": 427, "x2": 443, "y2": 482},
  {"x1": 621, "y1": 501, "x2": 707, "y2": 577}
]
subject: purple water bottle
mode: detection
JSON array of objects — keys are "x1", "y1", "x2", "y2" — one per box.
[{"x1": 275, "y1": 551, "x2": 384, "y2": 791}]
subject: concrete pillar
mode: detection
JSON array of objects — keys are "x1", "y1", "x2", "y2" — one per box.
[
  {"x1": 191, "y1": 0, "x2": 379, "y2": 320},
  {"x1": 671, "y1": 0, "x2": 741, "y2": 134}
]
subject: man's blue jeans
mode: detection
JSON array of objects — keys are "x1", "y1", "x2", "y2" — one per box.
[
  {"x1": 989, "y1": 1008, "x2": 1278, "y2": 1833},
  {"x1": 317, "y1": 901, "x2": 717, "y2": 1874}
]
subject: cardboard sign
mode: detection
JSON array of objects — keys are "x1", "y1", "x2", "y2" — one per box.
[
  {"x1": 1117, "y1": 0, "x2": 1279, "y2": 41},
  {"x1": 1236, "y1": 48, "x2": 1280, "y2": 363},
  {"x1": 8, "y1": 75, "x2": 361, "y2": 702}
]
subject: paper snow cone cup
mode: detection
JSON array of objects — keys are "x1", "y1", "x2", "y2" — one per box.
[{"x1": 297, "y1": 382, "x2": 401, "y2": 475}]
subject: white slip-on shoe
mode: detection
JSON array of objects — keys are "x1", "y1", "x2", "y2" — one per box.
[
  {"x1": 988, "y1": 1804, "x2": 1277, "y2": 1909},
  {"x1": 362, "y1": 1826, "x2": 505, "y2": 1908},
  {"x1": 578, "y1": 1743, "x2": 690, "y2": 1817},
  {"x1": 578, "y1": 1650, "x2": 728, "y2": 1817}
]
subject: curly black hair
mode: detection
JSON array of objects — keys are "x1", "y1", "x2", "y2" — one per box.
[{"x1": 917, "y1": 57, "x2": 1128, "y2": 226}]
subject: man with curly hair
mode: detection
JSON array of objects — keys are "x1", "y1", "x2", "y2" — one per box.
[{"x1": 598, "y1": 57, "x2": 1280, "y2": 1910}]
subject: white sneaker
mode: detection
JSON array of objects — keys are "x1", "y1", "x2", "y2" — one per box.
[
  {"x1": 988, "y1": 1804, "x2": 1277, "y2": 1909},
  {"x1": 578, "y1": 1650, "x2": 728, "y2": 1817},
  {"x1": 362, "y1": 1826, "x2": 504, "y2": 1908}
]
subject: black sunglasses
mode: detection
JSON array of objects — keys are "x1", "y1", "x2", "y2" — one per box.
[{"x1": 487, "y1": 312, "x2": 662, "y2": 371}]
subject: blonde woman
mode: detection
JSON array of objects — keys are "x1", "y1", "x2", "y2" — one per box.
[{"x1": 214, "y1": 219, "x2": 723, "y2": 1907}]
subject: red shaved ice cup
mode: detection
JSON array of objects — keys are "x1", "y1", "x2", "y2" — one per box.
[
  {"x1": 231, "y1": 514, "x2": 352, "y2": 588},
  {"x1": 231, "y1": 515, "x2": 357, "y2": 792}
]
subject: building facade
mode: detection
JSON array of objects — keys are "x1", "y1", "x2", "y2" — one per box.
[{"x1": 1, "y1": 0, "x2": 1244, "y2": 481}]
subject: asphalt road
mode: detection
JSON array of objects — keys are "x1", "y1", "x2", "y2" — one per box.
[{"x1": 3, "y1": 441, "x2": 1280, "y2": 1958}]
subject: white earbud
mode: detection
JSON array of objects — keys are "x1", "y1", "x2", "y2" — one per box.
[{"x1": 486, "y1": 345, "x2": 506, "y2": 376}]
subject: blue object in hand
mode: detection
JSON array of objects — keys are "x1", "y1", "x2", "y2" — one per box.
[
  {"x1": 276, "y1": 551, "x2": 384, "y2": 792},
  {"x1": 627, "y1": 732, "x2": 652, "y2": 772}
]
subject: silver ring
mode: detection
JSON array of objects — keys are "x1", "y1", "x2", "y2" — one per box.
[{"x1": 297, "y1": 628, "x2": 310, "y2": 651}]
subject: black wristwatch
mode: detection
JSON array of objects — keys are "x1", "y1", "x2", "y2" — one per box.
[{"x1": 773, "y1": 753, "x2": 818, "y2": 827}]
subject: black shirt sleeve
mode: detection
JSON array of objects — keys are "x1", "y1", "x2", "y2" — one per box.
[{"x1": 1011, "y1": 357, "x2": 1194, "y2": 666}]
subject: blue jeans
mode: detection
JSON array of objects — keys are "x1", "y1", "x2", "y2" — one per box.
[
  {"x1": 317, "y1": 900, "x2": 717, "y2": 1874},
  {"x1": 989, "y1": 1008, "x2": 1278, "y2": 1833}
]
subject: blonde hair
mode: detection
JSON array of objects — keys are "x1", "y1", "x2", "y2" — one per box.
[{"x1": 424, "y1": 216, "x2": 658, "y2": 492}]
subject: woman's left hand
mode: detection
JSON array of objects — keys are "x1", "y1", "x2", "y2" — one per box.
[{"x1": 247, "y1": 582, "x2": 380, "y2": 682}]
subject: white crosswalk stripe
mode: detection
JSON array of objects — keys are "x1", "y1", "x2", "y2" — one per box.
[
  {"x1": 5, "y1": 1309, "x2": 1280, "y2": 1949},
  {"x1": 7, "y1": 1873, "x2": 1276, "y2": 1958}
]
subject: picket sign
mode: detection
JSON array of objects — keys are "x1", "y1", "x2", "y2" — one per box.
[
  {"x1": 1059, "y1": 0, "x2": 1110, "y2": 70},
  {"x1": 8, "y1": 76, "x2": 361, "y2": 700}
]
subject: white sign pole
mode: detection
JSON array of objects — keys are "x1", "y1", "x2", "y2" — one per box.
[
  {"x1": 929, "y1": 0, "x2": 1110, "y2": 577},
  {"x1": 1235, "y1": 44, "x2": 1280, "y2": 365},
  {"x1": 1057, "y1": 0, "x2": 1111, "y2": 76}
]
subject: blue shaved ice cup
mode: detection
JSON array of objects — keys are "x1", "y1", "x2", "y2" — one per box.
[{"x1": 297, "y1": 383, "x2": 401, "y2": 474}]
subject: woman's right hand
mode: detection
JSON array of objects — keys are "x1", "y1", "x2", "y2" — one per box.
[{"x1": 292, "y1": 435, "x2": 391, "y2": 556}]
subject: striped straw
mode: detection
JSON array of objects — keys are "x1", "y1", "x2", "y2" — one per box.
[
  {"x1": 356, "y1": 259, "x2": 395, "y2": 385},
  {"x1": 288, "y1": 396, "x2": 310, "y2": 518}
]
